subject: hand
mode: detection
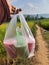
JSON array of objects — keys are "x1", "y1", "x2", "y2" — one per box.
[
  {"x1": 9, "y1": 5, "x2": 22, "y2": 14},
  {"x1": 9, "y1": 5, "x2": 16, "y2": 14},
  {"x1": 6, "y1": 0, "x2": 16, "y2": 14},
  {"x1": 6, "y1": 0, "x2": 22, "y2": 14}
]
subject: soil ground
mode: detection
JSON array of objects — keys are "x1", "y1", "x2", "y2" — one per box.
[{"x1": 31, "y1": 25, "x2": 49, "y2": 65}]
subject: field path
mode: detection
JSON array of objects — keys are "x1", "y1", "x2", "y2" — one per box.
[{"x1": 35, "y1": 25, "x2": 49, "y2": 65}]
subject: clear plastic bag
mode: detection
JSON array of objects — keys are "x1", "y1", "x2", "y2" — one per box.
[{"x1": 4, "y1": 12, "x2": 35, "y2": 59}]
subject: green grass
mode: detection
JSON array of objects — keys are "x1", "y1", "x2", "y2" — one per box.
[
  {"x1": 0, "y1": 23, "x2": 8, "y2": 41},
  {"x1": 41, "y1": 29, "x2": 49, "y2": 56},
  {"x1": 42, "y1": 30, "x2": 49, "y2": 43},
  {"x1": 39, "y1": 19, "x2": 49, "y2": 30},
  {"x1": 17, "y1": 21, "x2": 35, "y2": 29},
  {"x1": 40, "y1": 18, "x2": 49, "y2": 48},
  {"x1": 38, "y1": 19, "x2": 49, "y2": 43},
  {"x1": 39, "y1": 19, "x2": 49, "y2": 43},
  {"x1": 0, "y1": 23, "x2": 8, "y2": 57}
]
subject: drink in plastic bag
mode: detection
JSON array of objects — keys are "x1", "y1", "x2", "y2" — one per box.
[
  {"x1": 28, "y1": 39, "x2": 33, "y2": 53},
  {"x1": 15, "y1": 45, "x2": 27, "y2": 57},
  {"x1": 14, "y1": 28, "x2": 29, "y2": 57},
  {"x1": 14, "y1": 38, "x2": 29, "y2": 57},
  {"x1": 28, "y1": 36, "x2": 33, "y2": 53},
  {"x1": 4, "y1": 38, "x2": 17, "y2": 59},
  {"x1": 28, "y1": 36, "x2": 35, "y2": 58}
]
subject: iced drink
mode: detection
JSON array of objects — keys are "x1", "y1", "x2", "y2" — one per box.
[
  {"x1": 4, "y1": 39, "x2": 17, "y2": 59},
  {"x1": 16, "y1": 45, "x2": 27, "y2": 57},
  {"x1": 28, "y1": 39, "x2": 33, "y2": 52}
]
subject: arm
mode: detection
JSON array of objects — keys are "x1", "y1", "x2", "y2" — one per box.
[
  {"x1": 6, "y1": 0, "x2": 16, "y2": 14},
  {"x1": 6, "y1": 0, "x2": 22, "y2": 14}
]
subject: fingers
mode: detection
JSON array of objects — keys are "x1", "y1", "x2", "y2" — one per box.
[
  {"x1": 11, "y1": 8, "x2": 22, "y2": 14},
  {"x1": 11, "y1": 5, "x2": 16, "y2": 10},
  {"x1": 10, "y1": 10, "x2": 15, "y2": 14},
  {"x1": 10, "y1": 5, "x2": 16, "y2": 14},
  {"x1": 10, "y1": 5, "x2": 22, "y2": 14}
]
